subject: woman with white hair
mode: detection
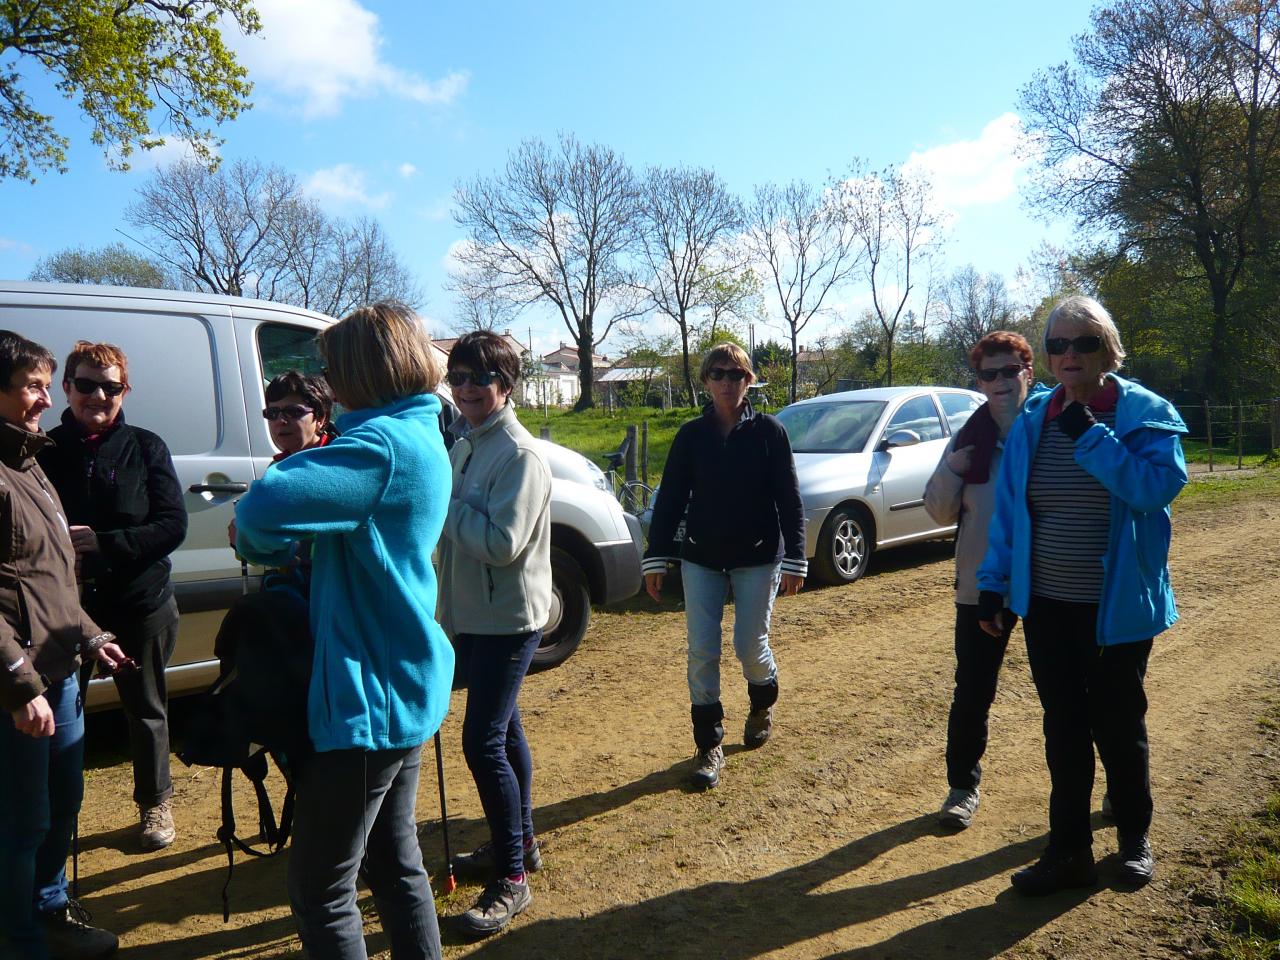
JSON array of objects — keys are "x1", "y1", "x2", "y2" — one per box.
[{"x1": 977, "y1": 295, "x2": 1187, "y2": 896}]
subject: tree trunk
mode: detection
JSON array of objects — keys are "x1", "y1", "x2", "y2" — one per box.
[
  {"x1": 789, "y1": 326, "x2": 799, "y2": 403},
  {"x1": 573, "y1": 318, "x2": 595, "y2": 411},
  {"x1": 1204, "y1": 285, "x2": 1230, "y2": 401},
  {"x1": 679, "y1": 316, "x2": 695, "y2": 407},
  {"x1": 884, "y1": 338, "x2": 894, "y2": 387}
]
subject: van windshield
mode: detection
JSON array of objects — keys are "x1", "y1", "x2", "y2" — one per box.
[{"x1": 776, "y1": 401, "x2": 885, "y2": 453}]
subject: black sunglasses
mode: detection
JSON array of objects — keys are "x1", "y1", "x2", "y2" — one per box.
[
  {"x1": 1045, "y1": 335, "x2": 1103, "y2": 356},
  {"x1": 977, "y1": 364, "x2": 1027, "y2": 382},
  {"x1": 263, "y1": 404, "x2": 314, "y2": 422},
  {"x1": 446, "y1": 370, "x2": 502, "y2": 388},
  {"x1": 707, "y1": 368, "x2": 749, "y2": 382},
  {"x1": 70, "y1": 376, "x2": 127, "y2": 397}
]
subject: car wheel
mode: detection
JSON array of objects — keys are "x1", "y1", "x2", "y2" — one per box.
[
  {"x1": 814, "y1": 506, "x2": 872, "y2": 584},
  {"x1": 531, "y1": 547, "x2": 591, "y2": 672}
]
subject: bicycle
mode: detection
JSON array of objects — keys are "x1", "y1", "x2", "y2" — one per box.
[{"x1": 601, "y1": 440, "x2": 654, "y2": 516}]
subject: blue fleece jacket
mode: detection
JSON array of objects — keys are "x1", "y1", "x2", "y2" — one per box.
[
  {"x1": 235, "y1": 392, "x2": 454, "y2": 752},
  {"x1": 976, "y1": 374, "x2": 1188, "y2": 645}
]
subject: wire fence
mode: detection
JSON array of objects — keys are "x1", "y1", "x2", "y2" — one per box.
[{"x1": 1174, "y1": 399, "x2": 1280, "y2": 470}]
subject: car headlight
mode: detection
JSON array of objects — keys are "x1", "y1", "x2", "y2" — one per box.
[{"x1": 585, "y1": 460, "x2": 608, "y2": 492}]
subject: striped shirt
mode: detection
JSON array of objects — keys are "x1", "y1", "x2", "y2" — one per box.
[{"x1": 1027, "y1": 409, "x2": 1116, "y2": 603}]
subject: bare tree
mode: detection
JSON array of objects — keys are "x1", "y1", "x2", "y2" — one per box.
[
  {"x1": 451, "y1": 135, "x2": 641, "y2": 410},
  {"x1": 939, "y1": 265, "x2": 1019, "y2": 378},
  {"x1": 636, "y1": 166, "x2": 742, "y2": 405},
  {"x1": 127, "y1": 159, "x2": 420, "y2": 315},
  {"x1": 844, "y1": 167, "x2": 945, "y2": 386},
  {"x1": 744, "y1": 179, "x2": 862, "y2": 402}
]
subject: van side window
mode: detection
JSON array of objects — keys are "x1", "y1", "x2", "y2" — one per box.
[{"x1": 258, "y1": 324, "x2": 324, "y2": 383}]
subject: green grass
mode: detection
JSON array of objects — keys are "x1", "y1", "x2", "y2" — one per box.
[
  {"x1": 1212, "y1": 793, "x2": 1280, "y2": 959},
  {"x1": 516, "y1": 405, "x2": 698, "y2": 487},
  {"x1": 1183, "y1": 438, "x2": 1276, "y2": 467},
  {"x1": 1176, "y1": 463, "x2": 1280, "y2": 512}
]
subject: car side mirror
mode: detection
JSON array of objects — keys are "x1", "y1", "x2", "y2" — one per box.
[{"x1": 879, "y1": 429, "x2": 922, "y2": 451}]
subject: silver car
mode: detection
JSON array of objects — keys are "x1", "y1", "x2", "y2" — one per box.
[{"x1": 775, "y1": 386, "x2": 985, "y2": 584}]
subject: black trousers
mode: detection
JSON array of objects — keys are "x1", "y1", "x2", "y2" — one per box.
[
  {"x1": 1023, "y1": 595, "x2": 1153, "y2": 853},
  {"x1": 945, "y1": 603, "x2": 1013, "y2": 791}
]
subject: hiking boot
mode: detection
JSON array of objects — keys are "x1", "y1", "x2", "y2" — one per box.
[
  {"x1": 937, "y1": 787, "x2": 980, "y2": 829},
  {"x1": 1010, "y1": 848, "x2": 1097, "y2": 896},
  {"x1": 456, "y1": 877, "x2": 531, "y2": 938},
  {"x1": 743, "y1": 707, "x2": 773, "y2": 749},
  {"x1": 1100, "y1": 791, "x2": 1115, "y2": 820},
  {"x1": 452, "y1": 838, "x2": 543, "y2": 881},
  {"x1": 690, "y1": 745, "x2": 724, "y2": 789},
  {"x1": 140, "y1": 799, "x2": 176, "y2": 851},
  {"x1": 41, "y1": 900, "x2": 118, "y2": 959},
  {"x1": 1117, "y1": 833, "x2": 1155, "y2": 886}
]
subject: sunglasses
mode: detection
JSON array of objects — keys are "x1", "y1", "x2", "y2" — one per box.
[
  {"x1": 446, "y1": 370, "x2": 502, "y2": 388},
  {"x1": 70, "y1": 377, "x2": 127, "y2": 397},
  {"x1": 1045, "y1": 335, "x2": 1103, "y2": 356},
  {"x1": 263, "y1": 404, "x2": 314, "y2": 422},
  {"x1": 977, "y1": 364, "x2": 1027, "y2": 383},
  {"x1": 707, "y1": 368, "x2": 749, "y2": 382}
]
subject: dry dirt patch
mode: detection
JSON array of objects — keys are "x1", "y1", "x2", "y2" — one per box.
[{"x1": 73, "y1": 495, "x2": 1280, "y2": 959}]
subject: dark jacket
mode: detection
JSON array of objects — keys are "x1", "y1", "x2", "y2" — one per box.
[
  {"x1": 643, "y1": 402, "x2": 807, "y2": 577},
  {"x1": 39, "y1": 409, "x2": 187, "y2": 628},
  {"x1": 0, "y1": 421, "x2": 106, "y2": 712}
]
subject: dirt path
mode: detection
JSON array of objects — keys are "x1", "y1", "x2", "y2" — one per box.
[{"x1": 73, "y1": 492, "x2": 1280, "y2": 959}]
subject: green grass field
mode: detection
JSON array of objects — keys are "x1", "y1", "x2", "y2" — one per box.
[{"x1": 515, "y1": 405, "x2": 698, "y2": 488}]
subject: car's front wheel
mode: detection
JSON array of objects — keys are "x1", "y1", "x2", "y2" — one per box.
[
  {"x1": 813, "y1": 505, "x2": 872, "y2": 584},
  {"x1": 531, "y1": 546, "x2": 591, "y2": 672}
]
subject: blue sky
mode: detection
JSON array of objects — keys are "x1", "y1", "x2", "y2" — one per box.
[{"x1": 0, "y1": 0, "x2": 1096, "y2": 356}]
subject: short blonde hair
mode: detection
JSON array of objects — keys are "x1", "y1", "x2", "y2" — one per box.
[
  {"x1": 1045, "y1": 296, "x2": 1126, "y2": 373},
  {"x1": 698, "y1": 343, "x2": 755, "y2": 384},
  {"x1": 319, "y1": 302, "x2": 441, "y2": 410}
]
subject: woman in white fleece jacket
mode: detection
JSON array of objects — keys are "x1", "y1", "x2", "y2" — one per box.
[{"x1": 437, "y1": 331, "x2": 551, "y2": 940}]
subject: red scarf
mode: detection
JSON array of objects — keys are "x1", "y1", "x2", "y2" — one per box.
[
  {"x1": 952, "y1": 402, "x2": 1000, "y2": 485},
  {"x1": 271, "y1": 430, "x2": 333, "y2": 463}
]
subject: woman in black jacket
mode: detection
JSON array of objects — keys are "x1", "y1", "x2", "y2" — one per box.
[
  {"x1": 39, "y1": 341, "x2": 187, "y2": 852},
  {"x1": 643, "y1": 343, "x2": 806, "y2": 789}
]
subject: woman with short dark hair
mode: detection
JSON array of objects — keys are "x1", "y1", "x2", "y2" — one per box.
[
  {"x1": 644, "y1": 343, "x2": 806, "y2": 790},
  {"x1": 437, "y1": 331, "x2": 552, "y2": 939},
  {"x1": 234, "y1": 302, "x2": 453, "y2": 960},
  {"x1": 978, "y1": 296, "x2": 1187, "y2": 895}
]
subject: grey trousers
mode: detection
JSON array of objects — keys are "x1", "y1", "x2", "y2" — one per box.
[{"x1": 287, "y1": 744, "x2": 442, "y2": 960}]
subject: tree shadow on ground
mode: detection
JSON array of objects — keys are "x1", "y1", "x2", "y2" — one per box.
[{"x1": 456, "y1": 815, "x2": 1090, "y2": 960}]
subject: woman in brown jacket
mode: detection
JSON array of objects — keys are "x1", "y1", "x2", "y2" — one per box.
[{"x1": 0, "y1": 331, "x2": 129, "y2": 960}]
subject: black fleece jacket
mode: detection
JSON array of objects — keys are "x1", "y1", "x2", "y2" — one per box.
[
  {"x1": 39, "y1": 409, "x2": 187, "y2": 627},
  {"x1": 643, "y1": 402, "x2": 807, "y2": 577}
]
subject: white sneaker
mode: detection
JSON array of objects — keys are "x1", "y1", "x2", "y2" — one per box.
[{"x1": 938, "y1": 787, "x2": 980, "y2": 829}]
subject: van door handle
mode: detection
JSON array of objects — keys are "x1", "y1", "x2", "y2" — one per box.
[{"x1": 188, "y1": 482, "x2": 249, "y2": 494}]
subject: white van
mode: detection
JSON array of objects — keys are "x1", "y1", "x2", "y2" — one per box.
[{"x1": 0, "y1": 282, "x2": 642, "y2": 707}]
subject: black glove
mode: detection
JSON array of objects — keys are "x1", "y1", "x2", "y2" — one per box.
[
  {"x1": 977, "y1": 590, "x2": 1004, "y2": 624},
  {"x1": 1056, "y1": 401, "x2": 1097, "y2": 441}
]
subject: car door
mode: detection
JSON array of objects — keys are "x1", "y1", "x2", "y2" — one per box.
[{"x1": 869, "y1": 393, "x2": 951, "y2": 544}]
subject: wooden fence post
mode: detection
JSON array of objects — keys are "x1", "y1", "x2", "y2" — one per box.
[
  {"x1": 1272, "y1": 398, "x2": 1279, "y2": 453},
  {"x1": 1204, "y1": 400, "x2": 1214, "y2": 472},
  {"x1": 539, "y1": 424, "x2": 551, "y2": 440},
  {"x1": 624, "y1": 424, "x2": 638, "y2": 483},
  {"x1": 1237, "y1": 400, "x2": 1244, "y2": 470},
  {"x1": 641, "y1": 420, "x2": 649, "y2": 487}
]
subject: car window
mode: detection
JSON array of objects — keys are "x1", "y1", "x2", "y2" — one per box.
[
  {"x1": 883, "y1": 395, "x2": 945, "y2": 442},
  {"x1": 775, "y1": 401, "x2": 886, "y2": 453},
  {"x1": 937, "y1": 392, "x2": 982, "y2": 434},
  {"x1": 258, "y1": 323, "x2": 324, "y2": 383}
]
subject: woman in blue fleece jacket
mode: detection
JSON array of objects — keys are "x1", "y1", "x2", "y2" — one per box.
[
  {"x1": 234, "y1": 303, "x2": 453, "y2": 960},
  {"x1": 977, "y1": 296, "x2": 1187, "y2": 898}
]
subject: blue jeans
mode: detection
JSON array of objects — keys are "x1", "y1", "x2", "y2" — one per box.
[
  {"x1": 682, "y1": 560, "x2": 781, "y2": 708},
  {"x1": 287, "y1": 745, "x2": 441, "y2": 960},
  {"x1": 0, "y1": 674, "x2": 85, "y2": 960},
  {"x1": 459, "y1": 630, "x2": 540, "y2": 879}
]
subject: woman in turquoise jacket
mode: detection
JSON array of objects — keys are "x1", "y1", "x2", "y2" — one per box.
[
  {"x1": 976, "y1": 295, "x2": 1186, "y2": 898},
  {"x1": 235, "y1": 303, "x2": 453, "y2": 960}
]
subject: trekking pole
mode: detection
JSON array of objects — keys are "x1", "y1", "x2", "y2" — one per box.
[
  {"x1": 240, "y1": 558, "x2": 249, "y2": 595},
  {"x1": 433, "y1": 731, "x2": 456, "y2": 893}
]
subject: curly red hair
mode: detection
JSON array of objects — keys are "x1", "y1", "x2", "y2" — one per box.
[{"x1": 968, "y1": 331, "x2": 1032, "y2": 370}]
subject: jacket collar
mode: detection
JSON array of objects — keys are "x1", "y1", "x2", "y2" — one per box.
[
  {"x1": 336, "y1": 392, "x2": 442, "y2": 433},
  {"x1": 1024, "y1": 373, "x2": 1187, "y2": 439},
  {"x1": 0, "y1": 419, "x2": 53, "y2": 469},
  {"x1": 701, "y1": 398, "x2": 759, "y2": 429},
  {"x1": 450, "y1": 401, "x2": 516, "y2": 444}
]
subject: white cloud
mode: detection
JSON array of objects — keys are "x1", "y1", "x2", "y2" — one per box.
[
  {"x1": 229, "y1": 0, "x2": 470, "y2": 117},
  {"x1": 0, "y1": 237, "x2": 34, "y2": 256},
  {"x1": 119, "y1": 138, "x2": 221, "y2": 173},
  {"x1": 902, "y1": 113, "x2": 1030, "y2": 211},
  {"x1": 398, "y1": 162, "x2": 418, "y2": 179},
  {"x1": 304, "y1": 163, "x2": 390, "y2": 209}
]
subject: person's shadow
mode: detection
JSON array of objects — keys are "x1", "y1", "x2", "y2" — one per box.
[{"x1": 455, "y1": 815, "x2": 1092, "y2": 959}]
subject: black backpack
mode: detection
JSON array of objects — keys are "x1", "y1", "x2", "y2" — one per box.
[{"x1": 178, "y1": 583, "x2": 314, "y2": 920}]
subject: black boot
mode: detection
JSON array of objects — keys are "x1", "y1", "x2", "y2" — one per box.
[
  {"x1": 1011, "y1": 848, "x2": 1097, "y2": 896},
  {"x1": 691, "y1": 702, "x2": 725, "y2": 788},
  {"x1": 744, "y1": 679, "x2": 778, "y2": 748}
]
